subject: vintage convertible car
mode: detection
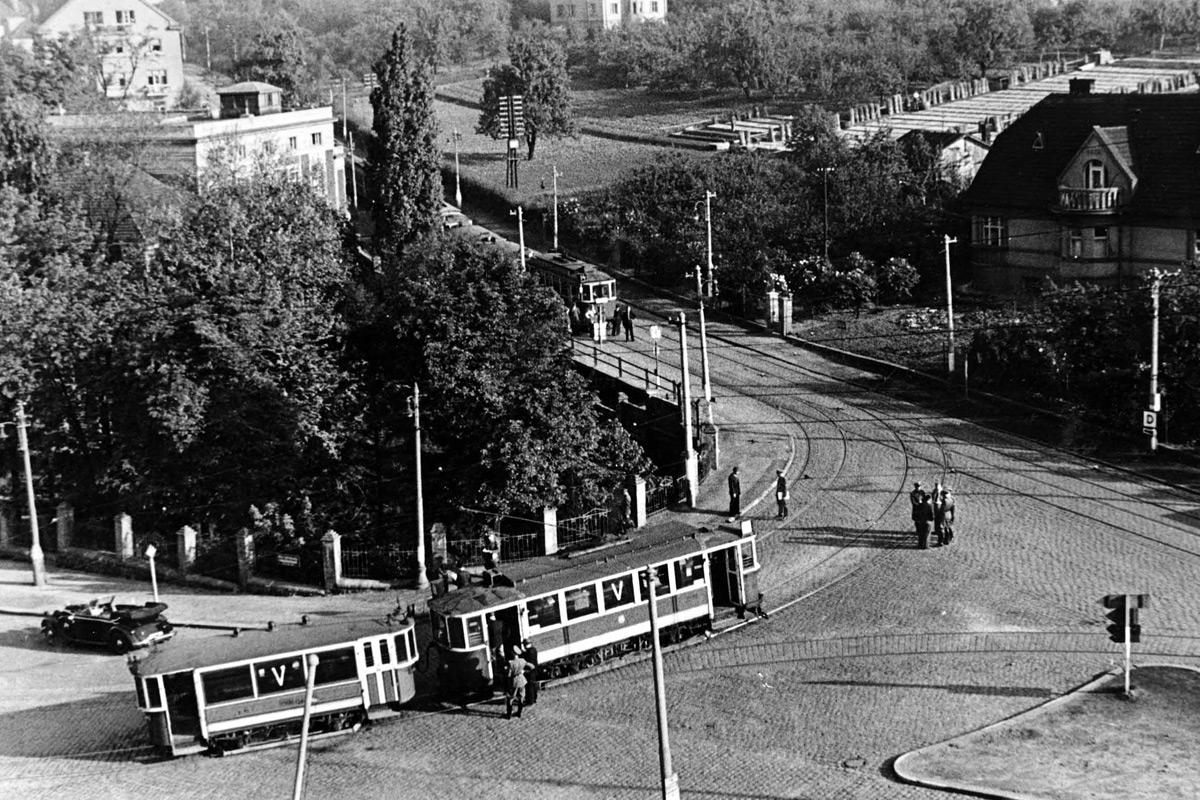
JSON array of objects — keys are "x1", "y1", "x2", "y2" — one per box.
[{"x1": 42, "y1": 597, "x2": 175, "y2": 654}]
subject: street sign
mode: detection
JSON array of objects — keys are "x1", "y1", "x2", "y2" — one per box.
[
  {"x1": 1143, "y1": 410, "x2": 1157, "y2": 428},
  {"x1": 361, "y1": 72, "x2": 378, "y2": 88},
  {"x1": 649, "y1": 325, "x2": 662, "y2": 340},
  {"x1": 497, "y1": 95, "x2": 525, "y2": 139}
]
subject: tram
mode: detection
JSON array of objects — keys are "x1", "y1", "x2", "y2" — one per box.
[
  {"x1": 429, "y1": 520, "x2": 760, "y2": 698},
  {"x1": 130, "y1": 615, "x2": 419, "y2": 757}
]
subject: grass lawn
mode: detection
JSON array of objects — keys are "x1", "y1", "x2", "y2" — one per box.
[
  {"x1": 895, "y1": 665, "x2": 1200, "y2": 799},
  {"x1": 794, "y1": 305, "x2": 957, "y2": 376}
]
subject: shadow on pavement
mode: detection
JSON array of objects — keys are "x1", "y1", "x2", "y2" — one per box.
[
  {"x1": 0, "y1": 693, "x2": 150, "y2": 761},
  {"x1": 782, "y1": 526, "x2": 915, "y2": 549},
  {"x1": 806, "y1": 678, "x2": 1054, "y2": 698}
]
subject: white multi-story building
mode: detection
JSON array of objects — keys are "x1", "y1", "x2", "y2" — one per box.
[
  {"x1": 48, "y1": 83, "x2": 347, "y2": 213},
  {"x1": 7, "y1": 0, "x2": 184, "y2": 109},
  {"x1": 549, "y1": 0, "x2": 667, "y2": 30}
]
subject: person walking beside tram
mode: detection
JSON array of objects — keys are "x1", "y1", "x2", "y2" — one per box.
[{"x1": 727, "y1": 466, "x2": 741, "y2": 521}]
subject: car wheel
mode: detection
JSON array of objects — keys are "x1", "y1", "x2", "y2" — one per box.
[
  {"x1": 41, "y1": 622, "x2": 58, "y2": 644},
  {"x1": 109, "y1": 630, "x2": 132, "y2": 654}
]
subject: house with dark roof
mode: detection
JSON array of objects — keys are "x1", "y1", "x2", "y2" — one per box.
[{"x1": 963, "y1": 81, "x2": 1200, "y2": 293}]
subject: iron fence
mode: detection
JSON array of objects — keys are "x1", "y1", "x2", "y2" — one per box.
[
  {"x1": 558, "y1": 507, "x2": 616, "y2": 549},
  {"x1": 646, "y1": 475, "x2": 687, "y2": 515},
  {"x1": 341, "y1": 544, "x2": 417, "y2": 582}
]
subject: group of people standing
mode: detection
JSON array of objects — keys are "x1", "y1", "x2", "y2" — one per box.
[
  {"x1": 725, "y1": 467, "x2": 789, "y2": 520},
  {"x1": 608, "y1": 303, "x2": 636, "y2": 341},
  {"x1": 909, "y1": 482, "x2": 956, "y2": 549}
]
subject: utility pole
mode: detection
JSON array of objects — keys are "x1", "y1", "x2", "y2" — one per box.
[
  {"x1": 204, "y1": 27, "x2": 211, "y2": 72},
  {"x1": 348, "y1": 129, "x2": 359, "y2": 208},
  {"x1": 512, "y1": 206, "x2": 526, "y2": 270},
  {"x1": 944, "y1": 234, "x2": 958, "y2": 375},
  {"x1": 341, "y1": 77, "x2": 348, "y2": 140},
  {"x1": 292, "y1": 653, "x2": 320, "y2": 800},
  {"x1": 408, "y1": 385, "x2": 429, "y2": 592},
  {"x1": 675, "y1": 313, "x2": 699, "y2": 505},
  {"x1": 693, "y1": 265, "x2": 714, "y2": 424},
  {"x1": 819, "y1": 166, "x2": 833, "y2": 262},
  {"x1": 551, "y1": 164, "x2": 561, "y2": 251},
  {"x1": 451, "y1": 129, "x2": 463, "y2": 208},
  {"x1": 703, "y1": 190, "x2": 716, "y2": 298},
  {"x1": 14, "y1": 401, "x2": 46, "y2": 587},
  {"x1": 1149, "y1": 271, "x2": 1163, "y2": 452},
  {"x1": 644, "y1": 568, "x2": 681, "y2": 800}
]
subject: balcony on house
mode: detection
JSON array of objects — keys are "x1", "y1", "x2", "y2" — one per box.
[{"x1": 1056, "y1": 186, "x2": 1121, "y2": 213}]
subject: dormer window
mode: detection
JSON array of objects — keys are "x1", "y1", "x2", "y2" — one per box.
[{"x1": 1085, "y1": 160, "x2": 1107, "y2": 189}]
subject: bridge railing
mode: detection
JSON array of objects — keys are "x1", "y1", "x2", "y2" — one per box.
[{"x1": 570, "y1": 339, "x2": 681, "y2": 400}]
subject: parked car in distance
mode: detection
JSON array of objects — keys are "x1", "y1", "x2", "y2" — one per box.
[{"x1": 42, "y1": 596, "x2": 175, "y2": 654}]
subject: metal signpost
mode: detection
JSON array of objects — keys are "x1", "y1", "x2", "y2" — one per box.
[
  {"x1": 292, "y1": 653, "x2": 321, "y2": 800},
  {"x1": 644, "y1": 569, "x2": 681, "y2": 800}
]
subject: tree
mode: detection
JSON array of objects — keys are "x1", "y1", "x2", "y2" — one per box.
[
  {"x1": 369, "y1": 24, "x2": 443, "y2": 252},
  {"x1": 0, "y1": 96, "x2": 55, "y2": 195},
  {"x1": 234, "y1": 27, "x2": 312, "y2": 107},
  {"x1": 478, "y1": 23, "x2": 576, "y2": 160},
  {"x1": 941, "y1": 0, "x2": 1033, "y2": 77}
]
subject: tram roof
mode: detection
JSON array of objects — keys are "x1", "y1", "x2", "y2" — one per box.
[
  {"x1": 131, "y1": 615, "x2": 414, "y2": 676},
  {"x1": 433, "y1": 520, "x2": 750, "y2": 613}
]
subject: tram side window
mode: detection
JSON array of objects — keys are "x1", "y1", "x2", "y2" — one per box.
[
  {"x1": 202, "y1": 665, "x2": 255, "y2": 704},
  {"x1": 394, "y1": 631, "x2": 410, "y2": 662},
  {"x1": 653, "y1": 563, "x2": 671, "y2": 595},
  {"x1": 741, "y1": 540, "x2": 758, "y2": 570},
  {"x1": 448, "y1": 619, "x2": 467, "y2": 649},
  {"x1": 466, "y1": 616, "x2": 485, "y2": 647},
  {"x1": 314, "y1": 648, "x2": 358, "y2": 684},
  {"x1": 379, "y1": 637, "x2": 392, "y2": 664},
  {"x1": 602, "y1": 574, "x2": 635, "y2": 609},
  {"x1": 527, "y1": 595, "x2": 562, "y2": 628},
  {"x1": 565, "y1": 585, "x2": 599, "y2": 620},
  {"x1": 144, "y1": 677, "x2": 162, "y2": 707},
  {"x1": 675, "y1": 555, "x2": 705, "y2": 589},
  {"x1": 254, "y1": 656, "x2": 308, "y2": 695}
]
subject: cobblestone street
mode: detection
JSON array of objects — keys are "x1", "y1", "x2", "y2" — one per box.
[{"x1": 3, "y1": 301, "x2": 1199, "y2": 799}]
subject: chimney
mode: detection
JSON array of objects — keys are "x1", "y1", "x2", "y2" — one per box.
[{"x1": 1069, "y1": 78, "x2": 1094, "y2": 96}]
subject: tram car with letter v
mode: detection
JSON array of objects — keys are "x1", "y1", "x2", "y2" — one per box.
[
  {"x1": 429, "y1": 520, "x2": 760, "y2": 698},
  {"x1": 129, "y1": 615, "x2": 418, "y2": 757}
]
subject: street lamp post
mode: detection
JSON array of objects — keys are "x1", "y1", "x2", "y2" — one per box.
[
  {"x1": 703, "y1": 190, "x2": 716, "y2": 298},
  {"x1": 550, "y1": 165, "x2": 561, "y2": 251},
  {"x1": 145, "y1": 544, "x2": 159, "y2": 602},
  {"x1": 1150, "y1": 271, "x2": 1163, "y2": 452},
  {"x1": 943, "y1": 234, "x2": 957, "y2": 375},
  {"x1": 451, "y1": 129, "x2": 463, "y2": 208},
  {"x1": 292, "y1": 653, "x2": 320, "y2": 800},
  {"x1": 644, "y1": 567, "x2": 681, "y2": 800},
  {"x1": 511, "y1": 206, "x2": 526, "y2": 271},
  {"x1": 693, "y1": 265, "x2": 714, "y2": 424},
  {"x1": 408, "y1": 385, "x2": 429, "y2": 592},
  {"x1": 674, "y1": 313, "x2": 699, "y2": 505},
  {"x1": 11, "y1": 400, "x2": 46, "y2": 587}
]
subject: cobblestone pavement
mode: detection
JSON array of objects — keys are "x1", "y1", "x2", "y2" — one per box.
[{"x1": 4, "y1": 283, "x2": 1200, "y2": 798}]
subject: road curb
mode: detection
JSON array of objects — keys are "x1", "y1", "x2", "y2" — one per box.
[{"x1": 891, "y1": 662, "x2": 1200, "y2": 798}]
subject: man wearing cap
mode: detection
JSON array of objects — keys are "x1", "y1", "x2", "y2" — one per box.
[
  {"x1": 727, "y1": 467, "x2": 741, "y2": 521},
  {"x1": 910, "y1": 482, "x2": 928, "y2": 543},
  {"x1": 935, "y1": 487, "x2": 956, "y2": 546}
]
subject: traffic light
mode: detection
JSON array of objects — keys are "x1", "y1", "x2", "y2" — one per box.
[{"x1": 1102, "y1": 594, "x2": 1144, "y2": 643}]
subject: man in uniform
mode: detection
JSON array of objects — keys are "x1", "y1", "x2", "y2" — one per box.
[
  {"x1": 505, "y1": 649, "x2": 529, "y2": 719},
  {"x1": 727, "y1": 466, "x2": 741, "y2": 521},
  {"x1": 775, "y1": 470, "x2": 788, "y2": 519}
]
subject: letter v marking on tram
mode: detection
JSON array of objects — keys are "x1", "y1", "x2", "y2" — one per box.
[
  {"x1": 611, "y1": 581, "x2": 624, "y2": 602},
  {"x1": 271, "y1": 665, "x2": 287, "y2": 686}
]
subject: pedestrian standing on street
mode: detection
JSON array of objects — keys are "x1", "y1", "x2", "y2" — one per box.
[
  {"x1": 505, "y1": 650, "x2": 529, "y2": 719},
  {"x1": 623, "y1": 306, "x2": 636, "y2": 341},
  {"x1": 520, "y1": 639, "x2": 539, "y2": 705},
  {"x1": 937, "y1": 487, "x2": 955, "y2": 545},
  {"x1": 910, "y1": 482, "x2": 925, "y2": 530},
  {"x1": 611, "y1": 304, "x2": 624, "y2": 337},
  {"x1": 775, "y1": 470, "x2": 789, "y2": 519},
  {"x1": 727, "y1": 467, "x2": 741, "y2": 520},
  {"x1": 915, "y1": 491, "x2": 934, "y2": 549}
]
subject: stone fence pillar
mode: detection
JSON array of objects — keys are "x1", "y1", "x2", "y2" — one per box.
[
  {"x1": 542, "y1": 507, "x2": 558, "y2": 556},
  {"x1": 778, "y1": 293, "x2": 794, "y2": 336},
  {"x1": 176, "y1": 525, "x2": 197, "y2": 572},
  {"x1": 0, "y1": 501, "x2": 11, "y2": 549},
  {"x1": 630, "y1": 475, "x2": 648, "y2": 529},
  {"x1": 114, "y1": 513, "x2": 134, "y2": 559},
  {"x1": 235, "y1": 528, "x2": 254, "y2": 589},
  {"x1": 321, "y1": 530, "x2": 341, "y2": 592},
  {"x1": 56, "y1": 502, "x2": 73, "y2": 551}
]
